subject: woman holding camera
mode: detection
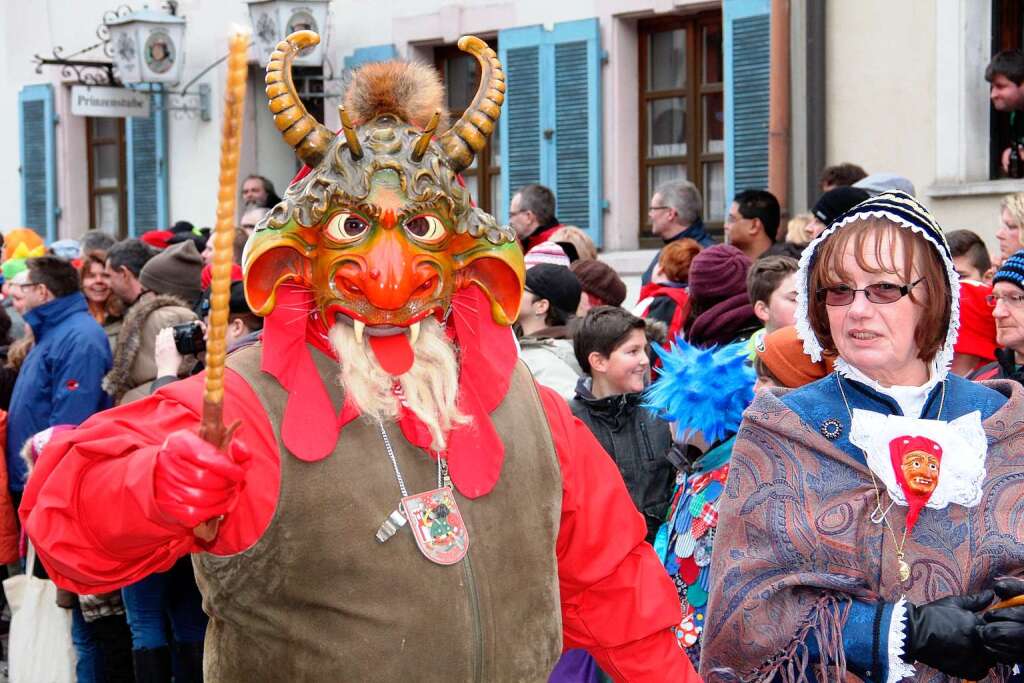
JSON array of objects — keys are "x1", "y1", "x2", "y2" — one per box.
[{"x1": 700, "y1": 192, "x2": 1024, "y2": 682}]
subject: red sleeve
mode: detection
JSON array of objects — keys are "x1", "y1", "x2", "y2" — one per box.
[
  {"x1": 540, "y1": 385, "x2": 698, "y2": 683},
  {"x1": 20, "y1": 369, "x2": 279, "y2": 594}
]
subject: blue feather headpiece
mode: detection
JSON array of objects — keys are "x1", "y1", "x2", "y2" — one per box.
[{"x1": 644, "y1": 337, "x2": 755, "y2": 444}]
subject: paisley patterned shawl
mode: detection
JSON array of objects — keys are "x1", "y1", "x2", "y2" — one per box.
[{"x1": 700, "y1": 379, "x2": 1024, "y2": 683}]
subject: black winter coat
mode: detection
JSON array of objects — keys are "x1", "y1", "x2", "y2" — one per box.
[{"x1": 569, "y1": 378, "x2": 676, "y2": 543}]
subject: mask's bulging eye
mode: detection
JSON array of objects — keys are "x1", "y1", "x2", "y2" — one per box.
[
  {"x1": 326, "y1": 212, "x2": 369, "y2": 243},
  {"x1": 404, "y1": 215, "x2": 446, "y2": 243}
]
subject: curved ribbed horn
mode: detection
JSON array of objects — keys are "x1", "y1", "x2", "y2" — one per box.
[
  {"x1": 338, "y1": 106, "x2": 363, "y2": 159},
  {"x1": 438, "y1": 36, "x2": 505, "y2": 173},
  {"x1": 410, "y1": 111, "x2": 442, "y2": 162},
  {"x1": 265, "y1": 30, "x2": 334, "y2": 168}
]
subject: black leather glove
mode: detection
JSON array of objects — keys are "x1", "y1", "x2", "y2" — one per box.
[
  {"x1": 979, "y1": 577, "x2": 1024, "y2": 665},
  {"x1": 901, "y1": 591, "x2": 996, "y2": 680}
]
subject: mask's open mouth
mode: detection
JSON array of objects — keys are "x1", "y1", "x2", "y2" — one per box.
[
  {"x1": 335, "y1": 311, "x2": 434, "y2": 376},
  {"x1": 336, "y1": 312, "x2": 422, "y2": 347}
]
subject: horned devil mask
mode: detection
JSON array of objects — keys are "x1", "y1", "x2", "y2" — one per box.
[{"x1": 244, "y1": 31, "x2": 523, "y2": 374}]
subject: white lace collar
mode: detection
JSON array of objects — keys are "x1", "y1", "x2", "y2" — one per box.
[{"x1": 835, "y1": 358, "x2": 940, "y2": 419}]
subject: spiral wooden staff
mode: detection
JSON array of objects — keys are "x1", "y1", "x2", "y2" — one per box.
[{"x1": 195, "y1": 28, "x2": 249, "y2": 542}]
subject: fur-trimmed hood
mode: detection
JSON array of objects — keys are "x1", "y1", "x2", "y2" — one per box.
[{"x1": 102, "y1": 291, "x2": 196, "y2": 403}]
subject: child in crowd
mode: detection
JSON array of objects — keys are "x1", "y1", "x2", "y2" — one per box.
[
  {"x1": 570, "y1": 306, "x2": 676, "y2": 543},
  {"x1": 571, "y1": 259, "x2": 627, "y2": 316},
  {"x1": 553, "y1": 307, "x2": 676, "y2": 683},
  {"x1": 516, "y1": 263, "x2": 583, "y2": 400},
  {"x1": 644, "y1": 336, "x2": 754, "y2": 669},
  {"x1": 946, "y1": 228, "x2": 993, "y2": 283},
  {"x1": 746, "y1": 255, "x2": 799, "y2": 335},
  {"x1": 642, "y1": 238, "x2": 702, "y2": 341},
  {"x1": 683, "y1": 244, "x2": 760, "y2": 348},
  {"x1": 752, "y1": 325, "x2": 835, "y2": 392}
]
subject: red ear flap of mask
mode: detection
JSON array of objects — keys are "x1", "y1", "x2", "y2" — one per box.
[
  {"x1": 244, "y1": 245, "x2": 312, "y2": 316},
  {"x1": 456, "y1": 245, "x2": 525, "y2": 327}
]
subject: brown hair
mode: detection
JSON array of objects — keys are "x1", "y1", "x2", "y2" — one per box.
[
  {"x1": 819, "y1": 162, "x2": 867, "y2": 190},
  {"x1": 573, "y1": 306, "x2": 646, "y2": 375},
  {"x1": 6, "y1": 331, "x2": 33, "y2": 371},
  {"x1": 747, "y1": 255, "x2": 798, "y2": 307},
  {"x1": 79, "y1": 250, "x2": 124, "y2": 321},
  {"x1": 659, "y1": 238, "x2": 702, "y2": 283},
  {"x1": 753, "y1": 355, "x2": 782, "y2": 387},
  {"x1": 807, "y1": 218, "x2": 950, "y2": 363}
]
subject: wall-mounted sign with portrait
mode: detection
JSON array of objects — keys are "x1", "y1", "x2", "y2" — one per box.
[
  {"x1": 106, "y1": 9, "x2": 186, "y2": 85},
  {"x1": 145, "y1": 31, "x2": 175, "y2": 75}
]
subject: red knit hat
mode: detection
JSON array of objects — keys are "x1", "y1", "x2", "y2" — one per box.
[{"x1": 954, "y1": 280, "x2": 997, "y2": 361}]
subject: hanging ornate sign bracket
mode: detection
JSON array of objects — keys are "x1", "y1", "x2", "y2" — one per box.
[{"x1": 31, "y1": 1, "x2": 215, "y2": 121}]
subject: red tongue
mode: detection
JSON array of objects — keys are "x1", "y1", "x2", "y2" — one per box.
[{"x1": 368, "y1": 332, "x2": 414, "y2": 375}]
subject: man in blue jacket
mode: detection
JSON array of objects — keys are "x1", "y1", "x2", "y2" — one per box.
[{"x1": 7, "y1": 256, "x2": 112, "y2": 505}]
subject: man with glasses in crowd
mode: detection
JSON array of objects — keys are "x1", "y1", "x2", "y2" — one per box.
[
  {"x1": 641, "y1": 179, "x2": 714, "y2": 288},
  {"x1": 972, "y1": 249, "x2": 1024, "y2": 382},
  {"x1": 508, "y1": 184, "x2": 563, "y2": 252},
  {"x1": 6, "y1": 256, "x2": 112, "y2": 507},
  {"x1": 724, "y1": 189, "x2": 780, "y2": 261}
]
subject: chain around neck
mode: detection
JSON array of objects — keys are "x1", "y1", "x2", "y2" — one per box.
[{"x1": 833, "y1": 374, "x2": 946, "y2": 581}]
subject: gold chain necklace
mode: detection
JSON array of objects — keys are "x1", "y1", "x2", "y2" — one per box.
[{"x1": 834, "y1": 374, "x2": 946, "y2": 583}]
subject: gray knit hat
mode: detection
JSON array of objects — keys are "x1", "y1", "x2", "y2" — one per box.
[{"x1": 139, "y1": 239, "x2": 204, "y2": 304}]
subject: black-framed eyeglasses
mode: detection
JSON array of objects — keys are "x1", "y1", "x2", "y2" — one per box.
[
  {"x1": 648, "y1": 206, "x2": 671, "y2": 212},
  {"x1": 509, "y1": 210, "x2": 529, "y2": 218},
  {"x1": 816, "y1": 279, "x2": 924, "y2": 306}
]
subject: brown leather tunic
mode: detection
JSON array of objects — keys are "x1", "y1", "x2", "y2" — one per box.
[{"x1": 194, "y1": 344, "x2": 564, "y2": 681}]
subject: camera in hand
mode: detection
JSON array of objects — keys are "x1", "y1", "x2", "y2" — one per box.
[
  {"x1": 1011, "y1": 142, "x2": 1023, "y2": 179},
  {"x1": 172, "y1": 321, "x2": 206, "y2": 355}
]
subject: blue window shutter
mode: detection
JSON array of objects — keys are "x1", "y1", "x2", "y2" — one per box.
[
  {"x1": 499, "y1": 20, "x2": 603, "y2": 243},
  {"x1": 724, "y1": 0, "x2": 770, "y2": 212},
  {"x1": 498, "y1": 26, "x2": 544, "y2": 225},
  {"x1": 344, "y1": 44, "x2": 398, "y2": 71},
  {"x1": 18, "y1": 84, "x2": 57, "y2": 242},
  {"x1": 550, "y1": 18, "x2": 602, "y2": 247},
  {"x1": 126, "y1": 87, "x2": 168, "y2": 236}
]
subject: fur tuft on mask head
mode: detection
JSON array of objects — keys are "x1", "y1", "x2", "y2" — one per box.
[{"x1": 344, "y1": 61, "x2": 450, "y2": 129}]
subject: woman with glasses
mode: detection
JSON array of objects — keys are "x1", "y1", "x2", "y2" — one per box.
[{"x1": 699, "y1": 192, "x2": 1024, "y2": 682}]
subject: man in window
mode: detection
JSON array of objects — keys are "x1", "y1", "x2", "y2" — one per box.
[
  {"x1": 640, "y1": 179, "x2": 713, "y2": 288},
  {"x1": 509, "y1": 184, "x2": 563, "y2": 252},
  {"x1": 986, "y1": 50, "x2": 1024, "y2": 175},
  {"x1": 724, "y1": 189, "x2": 780, "y2": 261}
]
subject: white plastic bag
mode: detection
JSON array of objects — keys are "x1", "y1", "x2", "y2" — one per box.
[{"x1": 2, "y1": 543, "x2": 76, "y2": 683}]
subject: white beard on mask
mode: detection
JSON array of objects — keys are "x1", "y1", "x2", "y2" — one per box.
[{"x1": 327, "y1": 318, "x2": 469, "y2": 451}]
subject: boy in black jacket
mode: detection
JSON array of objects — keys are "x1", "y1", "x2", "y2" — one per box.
[{"x1": 569, "y1": 306, "x2": 676, "y2": 542}]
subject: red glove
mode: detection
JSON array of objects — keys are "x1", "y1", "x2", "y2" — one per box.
[{"x1": 153, "y1": 430, "x2": 252, "y2": 529}]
